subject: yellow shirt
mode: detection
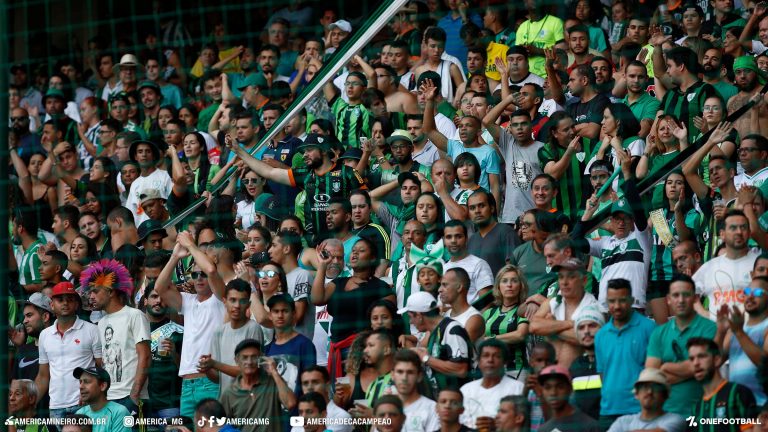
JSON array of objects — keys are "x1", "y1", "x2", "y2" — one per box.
[
  {"x1": 514, "y1": 15, "x2": 565, "y2": 77},
  {"x1": 485, "y1": 42, "x2": 509, "y2": 82}
]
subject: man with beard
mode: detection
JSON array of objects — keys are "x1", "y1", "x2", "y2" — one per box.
[
  {"x1": 74, "y1": 367, "x2": 131, "y2": 431},
  {"x1": 716, "y1": 276, "x2": 768, "y2": 406},
  {"x1": 733, "y1": 134, "x2": 768, "y2": 190},
  {"x1": 226, "y1": 45, "x2": 258, "y2": 99},
  {"x1": 700, "y1": 48, "x2": 738, "y2": 102},
  {"x1": 728, "y1": 55, "x2": 768, "y2": 139},
  {"x1": 645, "y1": 275, "x2": 716, "y2": 417},
  {"x1": 124, "y1": 140, "x2": 172, "y2": 225},
  {"x1": 657, "y1": 47, "x2": 717, "y2": 142},
  {"x1": 141, "y1": 280, "x2": 184, "y2": 420},
  {"x1": 607, "y1": 369, "x2": 685, "y2": 432},
  {"x1": 567, "y1": 65, "x2": 610, "y2": 144},
  {"x1": 566, "y1": 25, "x2": 594, "y2": 74},
  {"x1": 368, "y1": 130, "x2": 431, "y2": 203},
  {"x1": 568, "y1": 305, "x2": 605, "y2": 420},
  {"x1": 258, "y1": 43, "x2": 290, "y2": 84},
  {"x1": 687, "y1": 337, "x2": 757, "y2": 429},
  {"x1": 591, "y1": 57, "x2": 615, "y2": 100},
  {"x1": 13, "y1": 293, "x2": 54, "y2": 382},
  {"x1": 362, "y1": 329, "x2": 396, "y2": 404},
  {"x1": 137, "y1": 80, "x2": 162, "y2": 137},
  {"x1": 693, "y1": 210, "x2": 759, "y2": 318},
  {"x1": 621, "y1": 61, "x2": 659, "y2": 138},
  {"x1": 483, "y1": 107, "x2": 544, "y2": 224},
  {"x1": 51, "y1": 205, "x2": 79, "y2": 257},
  {"x1": 467, "y1": 189, "x2": 520, "y2": 276},
  {"x1": 231, "y1": 133, "x2": 366, "y2": 244},
  {"x1": 10, "y1": 107, "x2": 44, "y2": 159}
]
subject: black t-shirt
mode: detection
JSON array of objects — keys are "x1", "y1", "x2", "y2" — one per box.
[
  {"x1": 569, "y1": 353, "x2": 601, "y2": 420},
  {"x1": 351, "y1": 223, "x2": 391, "y2": 261},
  {"x1": 326, "y1": 277, "x2": 393, "y2": 342},
  {"x1": 147, "y1": 319, "x2": 184, "y2": 411},
  {"x1": 567, "y1": 94, "x2": 611, "y2": 140}
]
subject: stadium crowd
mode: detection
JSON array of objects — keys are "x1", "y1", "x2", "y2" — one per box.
[{"x1": 6, "y1": 0, "x2": 768, "y2": 431}]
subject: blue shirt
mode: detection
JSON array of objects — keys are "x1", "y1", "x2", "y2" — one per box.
[
  {"x1": 446, "y1": 139, "x2": 501, "y2": 191},
  {"x1": 595, "y1": 311, "x2": 656, "y2": 415},
  {"x1": 264, "y1": 333, "x2": 317, "y2": 395},
  {"x1": 437, "y1": 12, "x2": 482, "y2": 72}
]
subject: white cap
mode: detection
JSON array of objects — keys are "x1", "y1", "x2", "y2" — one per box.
[
  {"x1": 329, "y1": 20, "x2": 352, "y2": 33},
  {"x1": 397, "y1": 291, "x2": 438, "y2": 314}
]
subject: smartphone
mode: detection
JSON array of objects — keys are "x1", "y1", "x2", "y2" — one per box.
[{"x1": 359, "y1": 136, "x2": 369, "y2": 148}]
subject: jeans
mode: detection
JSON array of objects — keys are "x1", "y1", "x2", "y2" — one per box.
[
  {"x1": 49, "y1": 405, "x2": 80, "y2": 419},
  {"x1": 112, "y1": 395, "x2": 141, "y2": 415},
  {"x1": 180, "y1": 377, "x2": 220, "y2": 419}
]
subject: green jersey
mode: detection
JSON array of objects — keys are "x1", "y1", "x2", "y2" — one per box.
[
  {"x1": 482, "y1": 305, "x2": 529, "y2": 371},
  {"x1": 19, "y1": 240, "x2": 43, "y2": 288},
  {"x1": 649, "y1": 207, "x2": 702, "y2": 282},
  {"x1": 331, "y1": 97, "x2": 373, "y2": 148},
  {"x1": 660, "y1": 81, "x2": 717, "y2": 144},
  {"x1": 538, "y1": 143, "x2": 593, "y2": 220},
  {"x1": 693, "y1": 381, "x2": 757, "y2": 432}
]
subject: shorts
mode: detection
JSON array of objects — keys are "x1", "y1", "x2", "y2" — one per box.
[{"x1": 647, "y1": 279, "x2": 671, "y2": 300}]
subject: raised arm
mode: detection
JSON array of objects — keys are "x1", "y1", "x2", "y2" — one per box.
[
  {"x1": 420, "y1": 78, "x2": 449, "y2": 152},
  {"x1": 155, "y1": 244, "x2": 186, "y2": 312},
  {"x1": 544, "y1": 49, "x2": 565, "y2": 106},
  {"x1": 544, "y1": 137, "x2": 581, "y2": 179},
  {"x1": 369, "y1": 179, "x2": 400, "y2": 213},
  {"x1": 324, "y1": 79, "x2": 340, "y2": 103},
  {"x1": 177, "y1": 231, "x2": 226, "y2": 301},
  {"x1": 212, "y1": 46, "x2": 245, "y2": 71},
  {"x1": 227, "y1": 135, "x2": 291, "y2": 185},
  {"x1": 208, "y1": 101, "x2": 229, "y2": 136},
  {"x1": 77, "y1": 123, "x2": 98, "y2": 157},
  {"x1": 310, "y1": 252, "x2": 337, "y2": 306},
  {"x1": 354, "y1": 55, "x2": 378, "y2": 89},
  {"x1": 483, "y1": 92, "x2": 515, "y2": 143},
  {"x1": 682, "y1": 122, "x2": 733, "y2": 200},
  {"x1": 9, "y1": 145, "x2": 33, "y2": 205}
]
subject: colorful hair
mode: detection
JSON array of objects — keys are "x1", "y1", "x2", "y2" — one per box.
[{"x1": 79, "y1": 259, "x2": 134, "y2": 295}]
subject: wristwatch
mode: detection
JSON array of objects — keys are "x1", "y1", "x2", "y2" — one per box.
[{"x1": 422, "y1": 354, "x2": 430, "y2": 364}]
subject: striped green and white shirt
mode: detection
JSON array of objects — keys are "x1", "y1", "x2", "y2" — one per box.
[
  {"x1": 588, "y1": 227, "x2": 651, "y2": 311},
  {"x1": 19, "y1": 239, "x2": 43, "y2": 287},
  {"x1": 331, "y1": 97, "x2": 373, "y2": 149}
]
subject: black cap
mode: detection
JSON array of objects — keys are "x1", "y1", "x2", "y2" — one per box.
[
  {"x1": 137, "y1": 219, "x2": 168, "y2": 243},
  {"x1": 234, "y1": 338, "x2": 262, "y2": 356},
  {"x1": 74, "y1": 366, "x2": 111, "y2": 387},
  {"x1": 296, "y1": 133, "x2": 333, "y2": 153},
  {"x1": 398, "y1": 171, "x2": 420, "y2": 186},
  {"x1": 266, "y1": 293, "x2": 296, "y2": 311},
  {"x1": 339, "y1": 148, "x2": 363, "y2": 161}
]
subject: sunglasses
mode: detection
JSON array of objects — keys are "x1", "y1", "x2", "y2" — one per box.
[
  {"x1": 242, "y1": 178, "x2": 261, "y2": 185},
  {"x1": 10, "y1": 116, "x2": 26, "y2": 122},
  {"x1": 744, "y1": 287, "x2": 765, "y2": 297},
  {"x1": 258, "y1": 270, "x2": 278, "y2": 278},
  {"x1": 190, "y1": 271, "x2": 208, "y2": 280}
]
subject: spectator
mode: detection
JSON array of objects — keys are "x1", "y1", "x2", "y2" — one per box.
[
  {"x1": 84, "y1": 259, "x2": 151, "y2": 414},
  {"x1": 219, "y1": 339, "x2": 297, "y2": 431},
  {"x1": 37, "y1": 281, "x2": 102, "y2": 419},
  {"x1": 8, "y1": 380, "x2": 46, "y2": 432},
  {"x1": 194, "y1": 398, "x2": 240, "y2": 432},
  {"x1": 124, "y1": 140, "x2": 172, "y2": 225},
  {"x1": 267, "y1": 230, "x2": 315, "y2": 339},
  {"x1": 362, "y1": 329, "x2": 396, "y2": 405},
  {"x1": 398, "y1": 291, "x2": 472, "y2": 395},
  {"x1": 443, "y1": 220, "x2": 494, "y2": 304},
  {"x1": 467, "y1": 189, "x2": 521, "y2": 276},
  {"x1": 294, "y1": 392, "x2": 329, "y2": 432},
  {"x1": 607, "y1": 369, "x2": 686, "y2": 432},
  {"x1": 687, "y1": 337, "x2": 758, "y2": 428},
  {"x1": 74, "y1": 366, "x2": 131, "y2": 431},
  {"x1": 373, "y1": 395, "x2": 407, "y2": 432},
  {"x1": 299, "y1": 366, "x2": 354, "y2": 432},
  {"x1": 459, "y1": 339, "x2": 525, "y2": 429},
  {"x1": 645, "y1": 274, "x2": 717, "y2": 417},
  {"x1": 569, "y1": 305, "x2": 605, "y2": 419},
  {"x1": 594, "y1": 279, "x2": 657, "y2": 430},
  {"x1": 14, "y1": 208, "x2": 44, "y2": 293},
  {"x1": 439, "y1": 267, "x2": 484, "y2": 342},
  {"x1": 621, "y1": 60, "x2": 659, "y2": 138},
  {"x1": 13, "y1": 293, "x2": 54, "y2": 384},
  {"x1": 201, "y1": 279, "x2": 264, "y2": 396},
  {"x1": 495, "y1": 395, "x2": 530, "y2": 432},
  {"x1": 537, "y1": 365, "x2": 600, "y2": 432}
]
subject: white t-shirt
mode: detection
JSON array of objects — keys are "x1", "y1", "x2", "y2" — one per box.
[
  {"x1": 287, "y1": 267, "x2": 315, "y2": 339},
  {"x1": 734, "y1": 167, "x2": 768, "y2": 191},
  {"x1": 125, "y1": 169, "x2": 173, "y2": 225},
  {"x1": 494, "y1": 72, "x2": 546, "y2": 93},
  {"x1": 403, "y1": 396, "x2": 440, "y2": 432},
  {"x1": 460, "y1": 376, "x2": 525, "y2": 428},
  {"x1": 693, "y1": 251, "x2": 759, "y2": 319},
  {"x1": 210, "y1": 320, "x2": 264, "y2": 396},
  {"x1": 445, "y1": 306, "x2": 482, "y2": 329},
  {"x1": 97, "y1": 306, "x2": 151, "y2": 400},
  {"x1": 179, "y1": 293, "x2": 226, "y2": 376},
  {"x1": 550, "y1": 293, "x2": 599, "y2": 321},
  {"x1": 412, "y1": 141, "x2": 441, "y2": 167},
  {"x1": 539, "y1": 99, "x2": 564, "y2": 117},
  {"x1": 38, "y1": 318, "x2": 102, "y2": 409},
  {"x1": 498, "y1": 130, "x2": 544, "y2": 223},
  {"x1": 608, "y1": 412, "x2": 686, "y2": 432},
  {"x1": 434, "y1": 112, "x2": 458, "y2": 142},
  {"x1": 444, "y1": 255, "x2": 495, "y2": 304}
]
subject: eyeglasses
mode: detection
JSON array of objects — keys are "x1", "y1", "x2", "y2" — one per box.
[
  {"x1": 190, "y1": 271, "x2": 208, "y2": 280},
  {"x1": 737, "y1": 147, "x2": 760, "y2": 154},
  {"x1": 390, "y1": 144, "x2": 411, "y2": 150},
  {"x1": 10, "y1": 116, "x2": 26, "y2": 122},
  {"x1": 702, "y1": 105, "x2": 721, "y2": 112},
  {"x1": 258, "y1": 270, "x2": 278, "y2": 278},
  {"x1": 242, "y1": 178, "x2": 261, "y2": 185},
  {"x1": 744, "y1": 287, "x2": 765, "y2": 297}
]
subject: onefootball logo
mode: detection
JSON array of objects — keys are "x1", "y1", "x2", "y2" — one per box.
[{"x1": 198, "y1": 416, "x2": 228, "y2": 428}]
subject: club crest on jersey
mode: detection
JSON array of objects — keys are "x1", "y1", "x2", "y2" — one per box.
[
  {"x1": 619, "y1": 242, "x2": 628, "y2": 253},
  {"x1": 687, "y1": 93, "x2": 695, "y2": 102},
  {"x1": 332, "y1": 179, "x2": 341, "y2": 192},
  {"x1": 576, "y1": 152, "x2": 586, "y2": 162}
]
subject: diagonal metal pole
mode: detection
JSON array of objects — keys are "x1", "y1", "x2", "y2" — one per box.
[{"x1": 164, "y1": 0, "x2": 409, "y2": 229}]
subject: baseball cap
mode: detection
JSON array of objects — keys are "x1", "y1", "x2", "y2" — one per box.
[
  {"x1": 329, "y1": 20, "x2": 352, "y2": 33},
  {"x1": 538, "y1": 365, "x2": 572, "y2": 384},
  {"x1": 137, "y1": 80, "x2": 161, "y2": 94},
  {"x1": 234, "y1": 338, "x2": 262, "y2": 356},
  {"x1": 137, "y1": 219, "x2": 168, "y2": 243},
  {"x1": 296, "y1": 133, "x2": 332, "y2": 153},
  {"x1": 254, "y1": 195, "x2": 282, "y2": 221},
  {"x1": 139, "y1": 188, "x2": 165, "y2": 205},
  {"x1": 237, "y1": 73, "x2": 268, "y2": 91},
  {"x1": 397, "y1": 291, "x2": 438, "y2": 314},
  {"x1": 610, "y1": 198, "x2": 634, "y2": 218},
  {"x1": 398, "y1": 171, "x2": 420, "y2": 186},
  {"x1": 51, "y1": 281, "x2": 79, "y2": 298},
  {"x1": 266, "y1": 293, "x2": 296, "y2": 311},
  {"x1": 43, "y1": 88, "x2": 66, "y2": 103},
  {"x1": 339, "y1": 148, "x2": 364, "y2": 161},
  {"x1": 386, "y1": 130, "x2": 414, "y2": 146},
  {"x1": 551, "y1": 257, "x2": 587, "y2": 273},
  {"x1": 74, "y1": 366, "x2": 111, "y2": 387},
  {"x1": 24, "y1": 292, "x2": 53, "y2": 313},
  {"x1": 634, "y1": 368, "x2": 670, "y2": 390}
]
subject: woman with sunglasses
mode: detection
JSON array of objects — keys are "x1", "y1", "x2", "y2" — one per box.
[
  {"x1": 234, "y1": 170, "x2": 269, "y2": 230},
  {"x1": 249, "y1": 261, "x2": 289, "y2": 343},
  {"x1": 181, "y1": 131, "x2": 219, "y2": 197},
  {"x1": 313, "y1": 237, "x2": 396, "y2": 383}
]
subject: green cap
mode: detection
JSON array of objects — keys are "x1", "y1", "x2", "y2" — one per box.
[
  {"x1": 137, "y1": 80, "x2": 161, "y2": 93},
  {"x1": 43, "y1": 88, "x2": 66, "y2": 102},
  {"x1": 386, "y1": 129, "x2": 414, "y2": 145},
  {"x1": 610, "y1": 198, "x2": 634, "y2": 217},
  {"x1": 253, "y1": 193, "x2": 282, "y2": 221},
  {"x1": 237, "y1": 73, "x2": 268, "y2": 91}
]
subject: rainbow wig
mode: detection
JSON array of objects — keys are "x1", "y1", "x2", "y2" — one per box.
[{"x1": 80, "y1": 259, "x2": 134, "y2": 295}]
